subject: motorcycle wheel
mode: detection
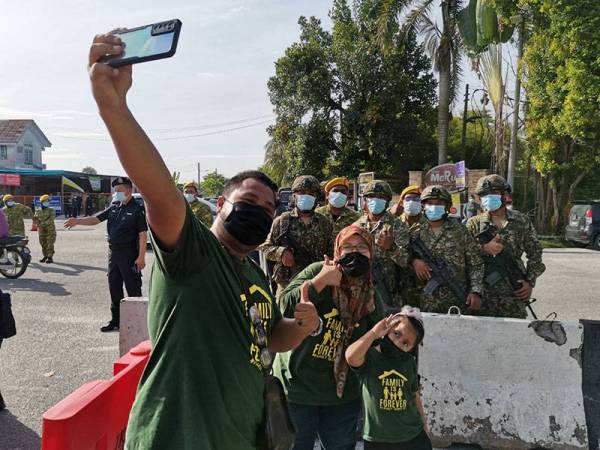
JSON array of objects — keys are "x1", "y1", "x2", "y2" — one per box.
[{"x1": 0, "y1": 249, "x2": 29, "y2": 279}]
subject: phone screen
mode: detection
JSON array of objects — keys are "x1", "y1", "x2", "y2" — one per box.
[{"x1": 115, "y1": 25, "x2": 175, "y2": 60}]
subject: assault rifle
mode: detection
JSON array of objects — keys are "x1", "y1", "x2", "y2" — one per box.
[
  {"x1": 476, "y1": 227, "x2": 538, "y2": 318},
  {"x1": 371, "y1": 258, "x2": 394, "y2": 309},
  {"x1": 410, "y1": 236, "x2": 467, "y2": 303}
]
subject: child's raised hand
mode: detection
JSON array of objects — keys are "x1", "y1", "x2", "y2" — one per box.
[{"x1": 370, "y1": 315, "x2": 396, "y2": 339}]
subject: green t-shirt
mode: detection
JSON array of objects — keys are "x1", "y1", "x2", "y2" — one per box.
[
  {"x1": 125, "y1": 207, "x2": 282, "y2": 450},
  {"x1": 273, "y1": 262, "x2": 383, "y2": 406},
  {"x1": 353, "y1": 343, "x2": 423, "y2": 443}
]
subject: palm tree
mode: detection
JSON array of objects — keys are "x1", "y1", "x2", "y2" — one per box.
[
  {"x1": 377, "y1": 0, "x2": 465, "y2": 165},
  {"x1": 262, "y1": 139, "x2": 291, "y2": 186}
]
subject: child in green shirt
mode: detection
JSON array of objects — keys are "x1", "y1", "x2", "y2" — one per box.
[{"x1": 346, "y1": 306, "x2": 431, "y2": 450}]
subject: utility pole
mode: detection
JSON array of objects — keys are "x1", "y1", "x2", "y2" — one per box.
[
  {"x1": 461, "y1": 83, "x2": 470, "y2": 163},
  {"x1": 508, "y1": 20, "x2": 524, "y2": 189},
  {"x1": 197, "y1": 162, "x2": 201, "y2": 184}
]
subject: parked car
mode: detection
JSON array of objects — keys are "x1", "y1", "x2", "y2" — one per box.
[{"x1": 565, "y1": 201, "x2": 600, "y2": 249}]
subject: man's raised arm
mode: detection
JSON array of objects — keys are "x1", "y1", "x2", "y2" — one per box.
[{"x1": 87, "y1": 31, "x2": 185, "y2": 250}]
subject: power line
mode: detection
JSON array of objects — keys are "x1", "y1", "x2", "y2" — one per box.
[
  {"x1": 49, "y1": 114, "x2": 274, "y2": 135},
  {"x1": 53, "y1": 119, "x2": 273, "y2": 142}
]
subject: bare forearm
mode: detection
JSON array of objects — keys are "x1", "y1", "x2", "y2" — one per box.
[
  {"x1": 79, "y1": 217, "x2": 101, "y2": 226},
  {"x1": 99, "y1": 107, "x2": 185, "y2": 247},
  {"x1": 345, "y1": 331, "x2": 376, "y2": 367},
  {"x1": 268, "y1": 319, "x2": 307, "y2": 352},
  {"x1": 138, "y1": 232, "x2": 147, "y2": 258}
]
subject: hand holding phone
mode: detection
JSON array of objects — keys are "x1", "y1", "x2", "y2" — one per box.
[{"x1": 100, "y1": 19, "x2": 182, "y2": 67}]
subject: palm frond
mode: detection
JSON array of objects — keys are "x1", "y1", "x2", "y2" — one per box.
[
  {"x1": 479, "y1": 44, "x2": 505, "y2": 113},
  {"x1": 376, "y1": 0, "x2": 411, "y2": 52},
  {"x1": 400, "y1": 0, "x2": 436, "y2": 37}
]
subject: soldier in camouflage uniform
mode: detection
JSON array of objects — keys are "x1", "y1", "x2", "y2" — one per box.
[
  {"x1": 354, "y1": 180, "x2": 410, "y2": 310},
  {"x1": 411, "y1": 185, "x2": 484, "y2": 314},
  {"x1": 33, "y1": 194, "x2": 57, "y2": 263},
  {"x1": 182, "y1": 182, "x2": 213, "y2": 226},
  {"x1": 261, "y1": 175, "x2": 334, "y2": 299},
  {"x1": 2, "y1": 194, "x2": 33, "y2": 236},
  {"x1": 315, "y1": 177, "x2": 360, "y2": 242},
  {"x1": 395, "y1": 185, "x2": 423, "y2": 307},
  {"x1": 466, "y1": 174, "x2": 546, "y2": 318},
  {"x1": 398, "y1": 185, "x2": 423, "y2": 230}
]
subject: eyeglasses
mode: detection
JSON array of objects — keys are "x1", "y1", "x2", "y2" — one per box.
[
  {"x1": 249, "y1": 304, "x2": 273, "y2": 369},
  {"x1": 340, "y1": 243, "x2": 370, "y2": 253}
]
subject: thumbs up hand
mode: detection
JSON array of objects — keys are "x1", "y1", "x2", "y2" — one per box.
[
  {"x1": 314, "y1": 255, "x2": 342, "y2": 288},
  {"x1": 295, "y1": 281, "x2": 322, "y2": 336}
]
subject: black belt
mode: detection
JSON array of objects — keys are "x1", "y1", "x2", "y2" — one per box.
[{"x1": 108, "y1": 243, "x2": 136, "y2": 251}]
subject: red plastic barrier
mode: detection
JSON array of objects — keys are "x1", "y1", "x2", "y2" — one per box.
[{"x1": 41, "y1": 340, "x2": 152, "y2": 450}]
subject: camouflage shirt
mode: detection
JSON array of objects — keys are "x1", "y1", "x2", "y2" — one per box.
[
  {"x1": 411, "y1": 217, "x2": 484, "y2": 314},
  {"x1": 354, "y1": 212, "x2": 410, "y2": 309},
  {"x1": 466, "y1": 209, "x2": 545, "y2": 286},
  {"x1": 399, "y1": 212, "x2": 422, "y2": 231},
  {"x1": 261, "y1": 209, "x2": 334, "y2": 286},
  {"x1": 315, "y1": 204, "x2": 361, "y2": 242},
  {"x1": 34, "y1": 207, "x2": 56, "y2": 233},
  {"x1": 190, "y1": 200, "x2": 214, "y2": 227},
  {"x1": 3, "y1": 203, "x2": 33, "y2": 236}
]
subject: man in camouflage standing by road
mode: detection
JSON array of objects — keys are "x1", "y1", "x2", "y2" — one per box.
[
  {"x1": 262, "y1": 175, "x2": 334, "y2": 299},
  {"x1": 182, "y1": 181, "x2": 213, "y2": 226},
  {"x1": 315, "y1": 177, "x2": 360, "y2": 242},
  {"x1": 354, "y1": 180, "x2": 410, "y2": 310},
  {"x1": 2, "y1": 194, "x2": 33, "y2": 236},
  {"x1": 466, "y1": 174, "x2": 545, "y2": 318},
  {"x1": 411, "y1": 185, "x2": 484, "y2": 314},
  {"x1": 33, "y1": 194, "x2": 57, "y2": 263}
]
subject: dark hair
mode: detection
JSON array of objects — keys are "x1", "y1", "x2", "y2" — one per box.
[
  {"x1": 407, "y1": 316, "x2": 425, "y2": 348},
  {"x1": 222, "y1": 171, "x2": 278, "y2": 199}
]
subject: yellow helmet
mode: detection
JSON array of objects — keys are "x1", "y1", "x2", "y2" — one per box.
[
  {"x1": 2, "y1": 194, "x2": 14, "y2": 202},
  {"x1": 400, "y1": 185, "x2": 421, "y2": 200},
  {"x1": 324, "y1": 177, "x2": 349, "y2": 193},
  {"x1": 40, "y1": 194, "x2": 50, "y2": 203},
  {"x1": 183, "y1": 181, "x2": 199, "y2": 191}
]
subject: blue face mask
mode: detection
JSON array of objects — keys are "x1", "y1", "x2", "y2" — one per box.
[
  {"x1": 424, "y1": 205, "x2": 446, "y2": 221},
  {"x1": 5, "y1": 201, "x2": 14, "y2": 208},
  {"x1": 184, "y1": 193, "x2": 196, "y2": 203},
  {"x1": 296, "y1": 194, "x2": 316, "y2": 212},
  {"x1": 113, "y1": 192, "x2": 126, "y2": 203},
  {"x1": 328, "y1": 191, "x2": 347, "y2": 208},
  {"x1": 403, "y1": 200, "x2": 421, "y2": 216},
  {"x1": 481, "y1": 194, "x2": 503, "y2": 212},
  {"x1": 41, "y1": 202, "x2": 50, "y2": 208},
  {"x1": 367, "y1": 198, "x2": 387, "y2": 215}
]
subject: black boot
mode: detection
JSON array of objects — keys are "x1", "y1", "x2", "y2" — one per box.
[
  {"x1": 39, "y1": 256, "x2": 47, "y2": 263},
  {"x1": 100, "y1": 321, "x2": 119, "y2": 332},
  {"x1": 45, "y1": 257, "x2": 54, "y2": 264}
]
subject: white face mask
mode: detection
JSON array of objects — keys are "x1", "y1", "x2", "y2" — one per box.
[
  {"x1": 403, "y1": 200, "x2": 422, "y2": 216},
  {"x1": 184, "y1": 193, "x2": 196, "y2": 203}
]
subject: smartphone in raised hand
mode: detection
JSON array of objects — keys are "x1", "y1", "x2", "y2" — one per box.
[{"x1": 101, "y1": 19, "x2": 182, "y2": 67}]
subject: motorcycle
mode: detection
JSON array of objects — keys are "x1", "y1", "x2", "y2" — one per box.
[{"x1": 0, "y1": 236, "x2": 31, "y2": 279}]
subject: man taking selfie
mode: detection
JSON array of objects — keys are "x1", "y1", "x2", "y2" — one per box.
[{"x1": 87, "y1": 31, "x2": 320, "y2": 449}]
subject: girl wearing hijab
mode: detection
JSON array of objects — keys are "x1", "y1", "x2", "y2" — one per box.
[{"x1": 273, "y1": 224, "x2": 384, "y2": 450}]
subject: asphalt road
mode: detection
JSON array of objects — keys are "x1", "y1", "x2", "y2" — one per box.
[{"x1": 0, "y1": 219, "x2": 598, "y2": 450}]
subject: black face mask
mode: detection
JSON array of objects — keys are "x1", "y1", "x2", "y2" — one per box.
[
  {"x1": 381, "y1": 335, "x2": 410, "y2": 359},
  {"x1": 338, "y1": 252, "x2": 370, "y2": 277},
  {"x1": 223, "y1": 201, "x2": 273, "y2": 246}
]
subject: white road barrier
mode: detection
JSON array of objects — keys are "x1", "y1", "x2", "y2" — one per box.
[{"x1": 119, "y1": 300, "x2": 597, "y2": 449}]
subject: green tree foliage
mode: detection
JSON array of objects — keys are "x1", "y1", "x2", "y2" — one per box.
[
  {"x1": 376, "y1": 0, "x2": 465, "y2": 165},
  {"x1": 200, "y1": 171, "x2": 228, "y2": 198},
  {"x1": 266, "y1": 0, "x2": 437, "y2": 183},
  {"x1": 447, "y1": 110, "x2": 494, "y2": 168},
  {"x1": 81, "y1": 166, "x2": 97, "y2": 175},
  {"x1": 521, "y1": 0, "x2": 600, "y2": 232}
]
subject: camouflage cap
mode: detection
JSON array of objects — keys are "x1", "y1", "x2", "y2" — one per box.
[
  {"x1": 421, "y1": 185, "x2": 452, "y2": 203},
  {"x1": 183, "y1": 181, "x2": 199, "y2": 191},
  {"x1": 363, "y1": 180, "x2": 393, "y2": 199},
  {"x1": 475, "y1": 174, "x2": 511, "y2": 195},
  {"x1": 292, "y1": 175, "x2": 321, "y2": 194}
]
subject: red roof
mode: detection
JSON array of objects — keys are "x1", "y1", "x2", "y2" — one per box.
[{"x1": 0, "y1": 120, "x2": 51, "y2": 146}]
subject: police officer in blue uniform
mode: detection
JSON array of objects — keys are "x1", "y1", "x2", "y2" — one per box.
[{"x1": 65, "y1": 177, "x2": 148, "y2": 332}]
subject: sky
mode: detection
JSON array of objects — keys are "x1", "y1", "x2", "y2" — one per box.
[{"x1": 0, "y1": 0, "x2": 500, "y2": 181}]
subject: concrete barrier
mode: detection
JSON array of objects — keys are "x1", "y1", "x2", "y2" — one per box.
[
  {"x1": 420, "y1": 313, "x2": 589, "y2": 450},
  {"x1": 119, "y1": 297, "x2": 149, "y2": 356},
  {"x1": 119, "y1": 299, "x2": 597, "y2": 449}
]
